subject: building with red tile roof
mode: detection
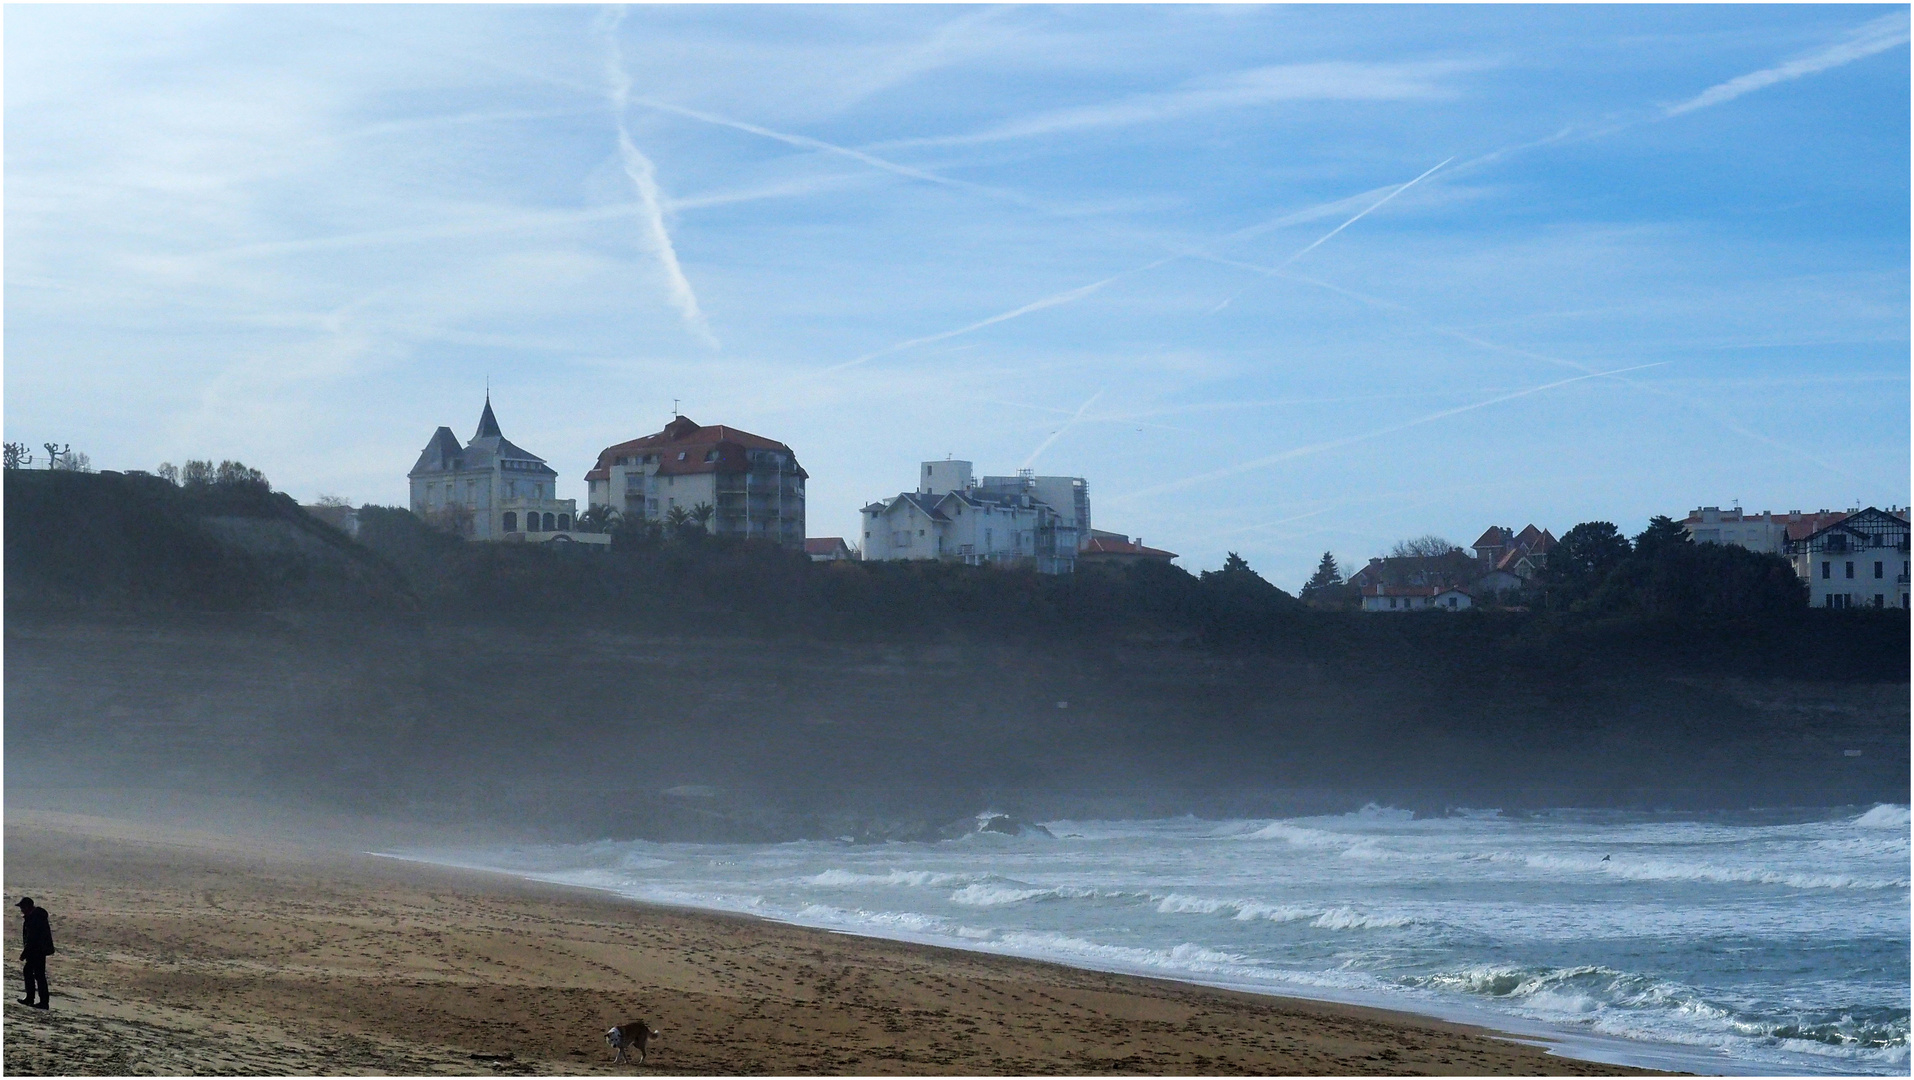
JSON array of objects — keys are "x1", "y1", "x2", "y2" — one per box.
[
  {"x1": 1077, "y1": 532, "x2": 1178, "y2": 567},
  {"x1": 585, "y1": 415, "x2": 806, "y2": 546}
]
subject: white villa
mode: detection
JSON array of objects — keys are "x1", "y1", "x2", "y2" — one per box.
[
  {"x1": 1784, "y1": 507, "x2": 1910, "y2": 610},
  {"x1": 408, "y1": 397, "x2": 607, "y2": 545},
  {"x1": 861, "y1": 461, "x2": 1082, "y2": 574}
]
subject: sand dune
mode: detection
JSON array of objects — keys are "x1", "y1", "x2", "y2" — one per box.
[{"x1": 3, "y1": 811, "x2": 1654, "y2": 1075}]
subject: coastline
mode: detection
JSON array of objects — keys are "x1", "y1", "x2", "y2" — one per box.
[{"x1": 1, "y1": 809, "x2": 1665, "y2": 1076}]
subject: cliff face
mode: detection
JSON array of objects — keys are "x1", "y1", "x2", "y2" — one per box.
[
  {"x1": 6, "y1": 470, "x2": 1904, "y2": 839},
  {"x1": 6, "y1": 613, "x2": 1905, "y2": 842}
]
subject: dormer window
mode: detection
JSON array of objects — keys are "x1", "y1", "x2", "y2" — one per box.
[{"x1": 677, "y1": 451, "x2": 687, "y2": 461}]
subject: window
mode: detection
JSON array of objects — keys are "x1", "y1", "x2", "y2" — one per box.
[
  {"x1": 544, "y1": 513, "x2": 556, "y2": 531},
  {"x1": 1822, "y1": 561, "x2": 1831, "y2": 579},
  {"x1": 1875, "y1": 595, "x2": 1885, "y2": 608},
  {"x1": 1845, "y1": 562, "x2": 1855, "y2": 579},
  {"x1": 1389, "y1": 597, "x2": 1398, "y2": 609},
  {"x1": 558, "y1": 514, "x2": 570, "y2": 531},
  {"x1": 1875, "y1": 562, "x2": 1884, "y2": 579},
  {"x1": 502, "y1": 512, "x2": 517, "y2": 532},
  {"x1": 677, "y1": 452, "x2": 687, "y2": 461}
]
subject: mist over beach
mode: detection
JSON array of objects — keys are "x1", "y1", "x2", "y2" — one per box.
[{"x1": 5, "y1": 4, "x2": 1909, "y2": 1075}]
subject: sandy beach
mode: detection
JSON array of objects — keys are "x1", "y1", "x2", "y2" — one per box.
[{"x1": 2, "y1": 810, "x2": 1658, "y2": 1075}]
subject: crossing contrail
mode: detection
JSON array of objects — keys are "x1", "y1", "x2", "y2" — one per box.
[{"x1": 1111, "y1": 362, "x2": 1668, "y2": 502}]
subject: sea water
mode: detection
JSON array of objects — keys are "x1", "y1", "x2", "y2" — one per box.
[{"x1": 398, "y1": 804, "x2": 1911, "y2": 1075}]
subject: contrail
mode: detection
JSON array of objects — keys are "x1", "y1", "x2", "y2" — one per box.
[
  {"x1": 601, "y1": 9, "x2": 717, "y2": 348},
  {"x1": 819, "y1": 257, "x2": 1176, "y2": 375},
  {"x1": 1211, "y1": 157, "x2": 1451, "y2": 312},
  {"x1": 1211, "y1": 258, "x2": 1856, "y2": 478},
  {"x1": 1021, "y1": 388, "x2": 1105, "y2": 470},
  {"x1": 1666, "y1": 12, "x2": 1909, "y2": 117},
  {"x1": 1111, "y1": 362, "x2": 1667, "y2": 503}
]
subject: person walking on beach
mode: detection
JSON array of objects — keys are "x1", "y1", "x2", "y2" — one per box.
[{"x1": 17, "y1": 897, "x2": 53, "y2": 1009}]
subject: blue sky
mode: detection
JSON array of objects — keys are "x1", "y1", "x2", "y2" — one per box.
[{"x1": 6, "y1": 5, "x2": 1908, "y2": 585}]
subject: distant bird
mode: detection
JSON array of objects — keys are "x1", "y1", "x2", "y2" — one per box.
[{"x1": 1601, "y1": 855, "x2": 1611, "y2": 862}]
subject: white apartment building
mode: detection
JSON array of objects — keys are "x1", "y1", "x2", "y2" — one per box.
[
  {"x1": 584, "y1": 415, "x2": 806, "y2": 547},
  {"x1": 408, "y1": 397, "x2": 607, "y2": 545},
  {"x1": 1785, "y1": 507, "x2": 1910, "y2": 610},
  {"x1": 1680, "y1": 507, "x2": 1847, "y2": 554},
  {"x1": 860, "y1": 461, "x2": 1082, "y2": 574}
]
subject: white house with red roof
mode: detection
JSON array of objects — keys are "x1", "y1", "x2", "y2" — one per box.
[
  {"x1": 584, "y1": 415, "x2": 806, "y2": 547},
  {"x1": 1783, "y1": 507, "x2": 1910, "y2": 609}
]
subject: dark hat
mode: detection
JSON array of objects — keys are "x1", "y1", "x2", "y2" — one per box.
[{"x1": 14, "y1": 897, "x2": 31, "y2": 909}]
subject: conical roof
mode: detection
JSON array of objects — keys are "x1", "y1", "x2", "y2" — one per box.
[{"x1": 474, "y1": 395, "x2": 503, "y2": 440}]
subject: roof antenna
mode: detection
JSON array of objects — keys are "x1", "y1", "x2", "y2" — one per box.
[{"x1": 673, "y1": 398, "x2": 681, "y2": 418}]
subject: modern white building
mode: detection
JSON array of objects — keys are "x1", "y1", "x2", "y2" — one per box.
[
  {"x1": 584, "y1": 415, "x2": 806, "y2": 547},
  {"x1": 860, "y1": 460, "x2": 1081, "y2": 574},
  {"x1": 1785, "y1": 507, "x2": 1910, "y2": 609},
  {"x1": 408, "y1": 397, "x2": 606, "y2": 545},
  {"x1": 1679, "y1": 507, "x2": 1848, "y2": 554}
]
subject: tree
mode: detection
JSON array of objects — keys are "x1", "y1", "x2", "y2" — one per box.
[
  {"x1": 180, "y1": 460, "x2": 216, "y2": 487},
  {"x1": 1633, "y1": 515, "x2": 1691, "y2": 557},
  {"x1": 1219, "y1": 551, "x2": 1253, "y2": 575},
  {"x1": 41, "y1": 443, "x2": 69, "y2": 470},
  {"x1": 1300, "y1": 551, "x2": 1355, "y2": 611},
  {"x1": 156, "y1": 462, "x2": 180, "y2": 485},
  {"x1": 577, "y1": 503, "x2": 621, "y2": 534},
  {"x1": 314, "y1": 494, "x2": 354, "y2": 508},
  {"x1": 4, "y1": 443, "x2": 33, "y2": 470},
  {"x1": 1544, "y1": 521, "x2": 1632, "y2": 607},
  {"x1": 54, "y1": 451, "x2": 93, "y2": 473},
  {"x1": 423, "y1": 503, "x2": 475, "y2": 537},
  {"x1": 689, "y1": 502, "x2": 716, "y2": 532},
  {"x1": 1389, "y1": 535, "x2": 1461, "y2": 559},
  {"x1": 214, "y1": 460, "x2": 268, "y2": 491}
]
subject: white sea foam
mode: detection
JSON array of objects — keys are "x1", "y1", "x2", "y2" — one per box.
[{"x1": 1854, "y1": 804, "x2": 1911, "y2": 829}]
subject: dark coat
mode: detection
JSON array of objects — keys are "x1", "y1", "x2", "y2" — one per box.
[{"x1": 21, "y1": 907, "x2": 53, "y2": 959}]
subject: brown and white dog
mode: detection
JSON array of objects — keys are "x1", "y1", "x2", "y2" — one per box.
[{"x1": 605, "y1": 1020, "x2": 659, "y2": 1065}]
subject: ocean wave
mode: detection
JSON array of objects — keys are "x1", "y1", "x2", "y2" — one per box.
[
  {"x1": 1509, "y1": 851, "x2": 1907, "y2": 890},
  {"x1": 948, "y1": 882, "x2": 1106, "y2": 907},
  {"x1": 1310, "y1": 905, "x2": 1416, "y2": 930},
  {"x1": 1854, "y1": 804, "x2": 1911, "y2": 830},
  {"x1": 1147, "y1": 892, "x2": 1412, "y2": 930},
  {"x1": 804, "y1": 868, "x2": 978, "y2": 888}
]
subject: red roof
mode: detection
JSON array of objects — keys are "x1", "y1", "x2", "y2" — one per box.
[
  {"x1": 1473, "y1": 526, "x2": 1512, "y2": 550},
  {"x1": 804, "y1": 537, "x2": 851, "y2": 556},
  {"x1": 585, "y1": 416, "x2": 804, "y2": 482},
  {"x1": 1079, "y1": 536, "x2": 1178, "y2": 560}
]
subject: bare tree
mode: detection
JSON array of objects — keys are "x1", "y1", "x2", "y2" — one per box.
[
  {"x1": 156, "y1": 462, "x2": 180, "y2": 485},
  {"x1": 41, "y1": 443, "x2": 69, "y2": 470},
  {"x1": 4, "y1": 443, "x2": 33, "y2": 470},
  {"x1": 1389, "y1": 535, "x2": 1461, "y2": 559},
  {"x1": 54, "y1": 451, "x2": 93, "y2": 473}
]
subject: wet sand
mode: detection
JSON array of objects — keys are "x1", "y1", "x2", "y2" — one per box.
[{"x1": 3, "y1": 810, "x2": 1659, "y2": 1075}]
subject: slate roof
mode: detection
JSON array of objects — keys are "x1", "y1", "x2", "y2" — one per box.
[{"x1": 409, "y1": 400, "x2": 556, "y2": 478}]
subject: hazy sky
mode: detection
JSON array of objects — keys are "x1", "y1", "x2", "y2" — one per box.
[{"x1": 7, "y1": 5, "x2": 1908, "y2": 584}]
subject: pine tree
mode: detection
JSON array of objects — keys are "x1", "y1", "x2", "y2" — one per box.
[{"x1": 1301, "y1": 551, "x2": 1341, "y2": 592}]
